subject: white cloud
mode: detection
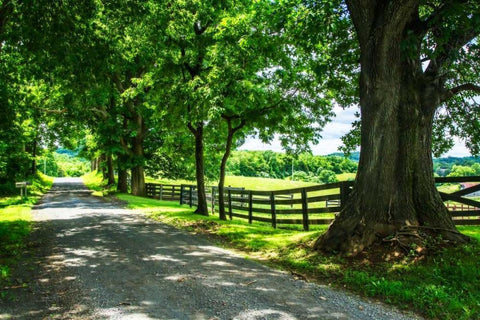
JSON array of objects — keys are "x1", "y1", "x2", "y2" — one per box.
[{"x1": 441, "y1": 137, "x2": 471, "y2": 157}]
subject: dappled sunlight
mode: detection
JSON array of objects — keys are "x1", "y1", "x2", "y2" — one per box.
[
  {"x1": 142, "y1": 254, "x2": 183, "y2": 263},
  {"x1": 2, "y1": 178, "x2": 415, "y2": 319},
  {"x1": 24, "y1": 208, "x2": 337, "y2": 319},
  {"x1": 233, "y1": 308, "x2": 299, "y2": 320}
]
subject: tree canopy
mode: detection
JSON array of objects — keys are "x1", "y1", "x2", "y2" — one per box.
[{"x1": 1, "y1": 0, "x2": 480, "y2": 257}]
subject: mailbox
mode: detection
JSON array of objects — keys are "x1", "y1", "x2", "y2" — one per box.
[{"x1": 15, "y1": 181, "x2": 29, "y2": 197}]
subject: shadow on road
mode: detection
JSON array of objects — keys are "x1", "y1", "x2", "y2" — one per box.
[{"x1": 0, "y1": 178, "x2": 418, "y2": 320}]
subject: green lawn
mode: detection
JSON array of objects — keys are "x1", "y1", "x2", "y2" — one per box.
[
  {"x1": 147, "y1": 173, "x2": 355, "y2": 191},
  {"x1": 0, "y1": 173, "x2": 54, "y2": 290},
  {"x1": 147, "y1": 175, "x2": 317, "y2": 190},
  {"x1": 116, "y1": 193, "x2": 480, "y2": 320}
]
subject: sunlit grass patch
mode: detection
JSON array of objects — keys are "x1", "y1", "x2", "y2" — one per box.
[
  {"x1": 82, "y1": 171, "x2": 116, "y2": 196},
  {"x1": 0, "y1": 173, "x2": 53, "y2": 285},
  {"x1": 457, "y1": 226, "x2": 480, "y2": 241}
]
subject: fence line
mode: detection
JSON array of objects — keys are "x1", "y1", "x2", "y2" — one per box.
[
  {"x1": 145, "y1": 176, "x2": 480, "y2": 229},
  {"x1": 146, "y1": 181, "x2": 353, "y2": 230}
]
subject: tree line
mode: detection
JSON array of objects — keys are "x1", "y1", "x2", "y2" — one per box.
[
  {"x1": 225, "y1": 151, "x2": 357, "y2": 183},
  {"x1": 0, "y1": 0, "x2": 479, "y2": 255}
]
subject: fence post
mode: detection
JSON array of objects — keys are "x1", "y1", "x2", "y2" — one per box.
[
  {"x1": 189, "y1": 186, "x2": 193, "y2": 208},
  {"x1": 180, "y1": 185, "x2": 184, "y2": 205},
  {"x1": 248, "y1": 191, "x2": 253, "y2": 224},
  {"x1": 270, "y1": 192, "x2": 276, "y2": 229},
  {"x1": 160, "y1": 184, "x2": 163, "y2": 200},
  {"x1": 301, "y1": 188, "x2": 309, "y2": 231},
  {"x1": 228, "y1": 189, "x2": 233, "y2": 220}
]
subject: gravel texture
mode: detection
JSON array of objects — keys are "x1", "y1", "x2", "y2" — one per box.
[{"x1": 0, "y1": 178, "x2": 422, "y2": 319}]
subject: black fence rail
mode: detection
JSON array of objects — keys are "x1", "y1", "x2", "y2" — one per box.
[
  {"x1": 435, "y1": 176, "x2": 480, "y2": 225},
  {"x1": 147, "y1": 181, "x2": 353, "y2": 230},
  {"x1": 145, "y1": 176, "x2": 480, "y2": 229},
  {"x1": 145, "y1": 184, "x2": 182, "y2": 201}
]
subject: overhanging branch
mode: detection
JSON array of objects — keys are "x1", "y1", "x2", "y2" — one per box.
[{"x1": 441, "y1": 83, "x2": 480, "y2": 102}]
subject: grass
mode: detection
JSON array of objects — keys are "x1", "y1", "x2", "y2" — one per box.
[
  {"x1": 82, "y1": 171, "x2": 116, "y2": 196},
  {"x1": 147, "y1": 175, "x2": 317, "y2": 190},
  {"x1": 0, "y1": 172, "x2": 54, "y2": 288},
  {"x1": 115, "y1": 193, "x2": 480, "y2": 320},
  {"x1": 147, "y1": 173, "x2": 355, "y2": 191}
]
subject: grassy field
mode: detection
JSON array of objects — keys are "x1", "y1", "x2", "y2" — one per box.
[
  {"x1": 114, "y1": 193, "x2": 480, "y2": 320},
  {"x1": 147, "y1": 175, "x2": 317, "y2": 190},
  {"x1": 0, "y1": 173, "x2": 54, "y2": 291},
  {"x1": 147, "y1": 173, "x2": 355, "y2": 191}
]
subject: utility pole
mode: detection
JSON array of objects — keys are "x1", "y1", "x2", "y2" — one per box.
[{"x1": 291, "y1": 158, "x2": 294, "y2": 181}]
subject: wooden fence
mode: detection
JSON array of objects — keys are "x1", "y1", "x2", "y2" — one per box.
[
  {"x1": 147, "y1": 181, "x2": 353, "y2": 230},
  {"x1": 145, "y1": 184, "x2": 182, "y2": 201},
  {"x1": 145, "y1": 176, "x2": 480, "y2": 229},
  {"x1": 436, "y1": 176, "x2": 480, "y2": 225}
]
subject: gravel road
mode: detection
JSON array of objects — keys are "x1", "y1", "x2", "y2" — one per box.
[{"x1": 0, "y1": 178, "x2": 422, "y2": 319}]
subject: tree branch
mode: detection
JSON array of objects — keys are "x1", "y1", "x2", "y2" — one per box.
[
  {"x1": 34, "y1": 106, "x2": 67, "y2": 114},
  {"x1": 441, "y1": 83, "x2": 480, "y2": 102},
  {"x1": 187, "y1": 122, "x2": 197, "y2": 135},
  {"x1": 425, "y1": 5, "x2": 480, "y2": 75},
  {"x1": 256, "y1": 88, "x2": 299, "y2": 116}
]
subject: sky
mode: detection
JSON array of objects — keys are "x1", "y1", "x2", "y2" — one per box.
[{"x1": 239, "y1": 106, "x2": 472, "y2": 157}]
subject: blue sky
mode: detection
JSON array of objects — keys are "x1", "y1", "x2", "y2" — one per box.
[{"x1": 239, "y1": 106, "x2": 471, "y2": 157}]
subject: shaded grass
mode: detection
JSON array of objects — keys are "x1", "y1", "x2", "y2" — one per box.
[
  {"x1": 118, "y1": 194, "x2": 480, "y2": 320},
  {"x1": 0, "y1": 173, "x2": 53, "y2": 287}
]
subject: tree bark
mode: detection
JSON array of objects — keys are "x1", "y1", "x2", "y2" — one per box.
[
  {"x1": 117, "y1": 154, "x2": 129, "y2": 193},
  {"x1": 106, "y1": 154, "x2": 115, "y2": 186},
  {"x1": 315, "y1": 2, "x2": 469, "y2": 255},
  {"x1": 99, "y1": 154, "x2": 108, "y2": 180},
  {"x1": 130, "y1": 113, "x2": 146, "y2": 196},
  {"x1": 188, "y1": 122, "x2": 209, "y2": 216},
  {"x1": 218, "y1": 117, "x2": 246, "y2": 220}
]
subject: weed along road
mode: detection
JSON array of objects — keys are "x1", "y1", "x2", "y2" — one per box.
[{"x1": 1, "y1": 178, "x2": 421, "y2": 319}]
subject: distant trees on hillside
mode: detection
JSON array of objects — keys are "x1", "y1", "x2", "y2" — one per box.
[
  {"x1": 434, "y1": 157, "x2": 480, "y2": 177},
  {"x1": 225, "y1": 151, "x2": 357, "y2": 182}
]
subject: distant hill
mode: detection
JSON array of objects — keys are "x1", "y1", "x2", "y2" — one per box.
[
  {"x1": 328, "y1": 152, "x2": 360, "y2": 162},
  {"x1": 328, "y1": 152, "x2": 479, "y2": 165}
]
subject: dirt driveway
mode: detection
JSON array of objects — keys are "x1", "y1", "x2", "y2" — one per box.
[{"x1": 0, "y1": 178, "x2": 421, "y2": 319}]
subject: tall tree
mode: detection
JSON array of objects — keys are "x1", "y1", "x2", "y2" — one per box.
[{"x1": 316, "y1": 1, "x2": 480, "y2": 255}]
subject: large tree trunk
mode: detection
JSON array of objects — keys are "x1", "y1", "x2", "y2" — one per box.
[
  {"x1": 130, "y1": 113, "x2": 146, "y2": 196},
  {"x1": 131, "y1": 165, "x2": 145, "y2": 196},
  {"x1": 117, "y1": 154, "x2": 129, "y2": 193},
  {"x1": 315, "y1": 2, "x2": 468, "y2": 255},
  {"x1": 98, "y1": 154, "x2": 108, "y2": 180},
  {"x1": 189, "y1": 123, "x2": 209, "y2": 216},
  {"x1": 106, "y1": 154, "x2": 115, "y2": 186}
]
